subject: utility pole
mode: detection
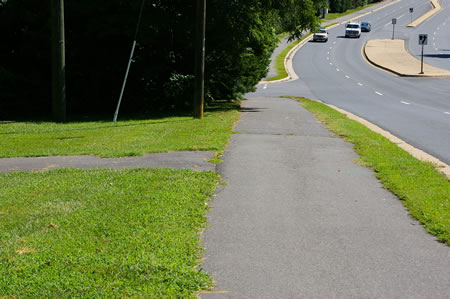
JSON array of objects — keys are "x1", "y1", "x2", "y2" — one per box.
[
  {"x1": 193, "y1": 0, "x2": 206, "y2": 119},
  {"x1": 51, "y1": 0, "x2": 67, "y2": 122}
]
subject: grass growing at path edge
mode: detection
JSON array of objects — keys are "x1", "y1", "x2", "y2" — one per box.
[
  {"x1": 292, "y1": 97, "x2": 450, "y2": 245},
  {"x1": 0, "y1": 168, "x2": 218, "y2": 297},
  {"x1": 0, "y1": 101, "x2": 239, "y2": 158}
]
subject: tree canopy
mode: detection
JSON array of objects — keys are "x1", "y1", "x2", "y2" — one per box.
[{"x1": 0, "y1": 0, "x2": 379, "y2": 119}]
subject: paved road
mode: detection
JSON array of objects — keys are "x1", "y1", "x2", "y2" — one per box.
[
  {"x1": 202, "y1": 96, "x2": 450, "y2": 298},
  {"x1": 258, "y1": 0, "x2": 450, "y2": 164}
]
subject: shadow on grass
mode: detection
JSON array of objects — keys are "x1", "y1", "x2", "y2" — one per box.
[
  {"x1": 1, "y1": 100, "x2": 240, "y2": 123},
  {"x1": 0, "y1": 100, "x2": 241, "y2": 135}
]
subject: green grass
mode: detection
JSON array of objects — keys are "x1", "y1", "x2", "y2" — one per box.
[
  {"x1": 0, "y1": 168, "x2": 218, "y2": 297},
  {"x1": 0, "y1": 102, "x2": 239, "y2": 158},
  {"x1": 267, "y1": 33, "x2": 311, "y2": 81},
  {"x1": 267, "y1": 23, "x2": 338, "y2": 82},
  {"x1": 322, "y1": 3, "x2": 377, "y2": 22},
  {"x1": 292, "y1": 97, "x2": 450, "y2": 245}
]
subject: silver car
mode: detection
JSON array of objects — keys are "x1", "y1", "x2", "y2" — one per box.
[{"x1": 313, "y1": 28, "x2": 328, "y2": 42}]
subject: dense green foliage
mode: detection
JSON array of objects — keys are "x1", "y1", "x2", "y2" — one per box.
[
  {"x1": 0, "y1": 168, "x2": 218, "y2": 296},
  {"x1": 328, "y1": 0, "x2": 382, "y2": 13},
  {"x1": 0, "y1": 0, "x2": 324, "y2": 119}
]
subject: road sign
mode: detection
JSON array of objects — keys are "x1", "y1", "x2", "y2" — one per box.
[
  {"x1": 409, "y1": 7, "x2": 414, "y2": 13},
  {"x1": 392, "y1": 19, "x2": 397, "y2": 39},
  {"x1": 419, "y1": 34, "x2": 428, "y2": 45}
]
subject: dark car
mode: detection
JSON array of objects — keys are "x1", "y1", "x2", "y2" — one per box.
[{"x1": 361, "y1": 21, "x2": 371, "y2": 32}]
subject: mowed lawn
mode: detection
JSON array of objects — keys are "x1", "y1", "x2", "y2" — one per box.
[
  {"x1": 0, "y1": 103, "x2": 239, "y2": 297},
  {"x1": 0, "y1": 169, "x2": 218, "y2": 297},
  {"x1": 0, "y1": 103, "x2": 239, "y2": 158}
]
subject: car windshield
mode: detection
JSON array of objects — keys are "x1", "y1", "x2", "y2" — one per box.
[
  {"x1": 319, "y1": 29, "x2": 326, "y2": 33},
  {"x1": 361, "y1": 22, "x2": 369, "y2": 26},
  {"x1": 347, "y1": 24, "x2": 359, "y2": 28}
]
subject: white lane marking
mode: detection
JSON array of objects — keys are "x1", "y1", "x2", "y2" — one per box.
[
  {"x1": 398, "y1": 14, "x2": 405, "y2": 19},
  {"x1": 330, "y1": 62, "x2": 333, "y2": 65},
  {"x1": 434, "y1": 32, "x2": 436, "y2": 35},
  {"x1": 336, "y1": 68, "x2": 340, "y2": 71},
  {"x1": 400, "y1": 101, "x2": 410, "y2": 105},
  {"x1": 330, "y1": 46, "x2": 333, "y2": 49},
  {"x1": 327, "y1": 52, "x2": 330, "y2": 55},
  {"x1": 345, "y1": 75, "x2": 350, "y2": 78},
  {"x1": 327, "y1": 57, "x2": 330, "y2": 60},
  {"x1": 375, "y1": 91, "x2": 383, "y2": 96},
  {"x1": 358, "y1": 83, "x2": 363, "y2": 86},
  {"x1": 445, "y1": 112, "x2": 450, "y2": 115},
  {"x1": 263, "y1": 84, "x2": 267, "y2": 89},
  {"x1": 384, "y1": 21, "x2": 392, "y2": 26},
  {"x1": 333, "y1": 41, "x2": 336, "y2": 44}
]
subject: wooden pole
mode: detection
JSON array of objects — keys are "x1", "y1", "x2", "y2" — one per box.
[
  {"x1": 51, "y1": 0, "x2": 67, "y2": 122},
  {"x1": 193, "y1": 0, "x2": 206, "y2": 119}
]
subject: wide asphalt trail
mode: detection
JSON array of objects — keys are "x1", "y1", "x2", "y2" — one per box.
[{"x1": 201, "y1": 96, "x2": 450, "y2": 298}]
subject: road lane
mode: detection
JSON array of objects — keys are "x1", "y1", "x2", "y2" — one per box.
[{"x1": 290, "y1": 0, "x2": 450, "y2": 164}]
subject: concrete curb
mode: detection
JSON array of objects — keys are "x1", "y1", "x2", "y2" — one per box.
[
  {"x1": 363, "y1": 39, "x2": 450, "y2": 77},
  {"x1": 259, "y1": 35, "x2": 312, "y2": 84},
  {"x1": 311, "y1": 99, "x2": 450, "y2": 180},
  {"x1": 407, "y1": 0, "x2": 442, "y2": 27}
]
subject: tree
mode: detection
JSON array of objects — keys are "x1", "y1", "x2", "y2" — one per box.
[{"x1": 0, "y1": 0, "x2": 322, "y2": 119}]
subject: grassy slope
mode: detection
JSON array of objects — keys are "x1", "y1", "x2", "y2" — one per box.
[
  {"x1": 295, "y1": 97, "x2": 450, "y2": 245},
  {"x1": 0, "y1": 104, "x2": 239, "y2": 158},
  {"x1": 322, "y1": 3, "x2": 377, "y2": 22},
  {"x1": 0, "y1": 168, "x2": 218, "y2": 297},
  {"x1": 0, "y1": 102, "x2": 239, "y2": 296}
]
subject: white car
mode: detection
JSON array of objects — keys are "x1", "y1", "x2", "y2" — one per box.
[
  {"x1": 313, "y1": 28, "x2": 328, "y2": 42},
  {"x1": 345, "y1": 22, "x2": 361, "y2": 38}
]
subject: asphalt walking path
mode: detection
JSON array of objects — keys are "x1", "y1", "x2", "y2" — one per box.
[
  {"x1": 0, "y1": 152, "x2": 216, "y2": 172},
  {"x1": 201, "y1": 96, "x2": 450, "y2": 298}
]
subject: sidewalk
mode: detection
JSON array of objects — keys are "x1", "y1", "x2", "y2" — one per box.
[
  {"x1": 0, "y1": 152, "x2": 215, "y2": 172},
  {"x1": 201, "y1": 96, "x2": 450, "y2": 298}
]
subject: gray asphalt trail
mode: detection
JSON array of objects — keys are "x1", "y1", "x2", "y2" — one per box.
[
  {"x1": 201, "y1": 96, "x2": 450, "y2": 298},
  {"x1": 0, "y1": 151, "x2": 215, "y2": 172}
]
